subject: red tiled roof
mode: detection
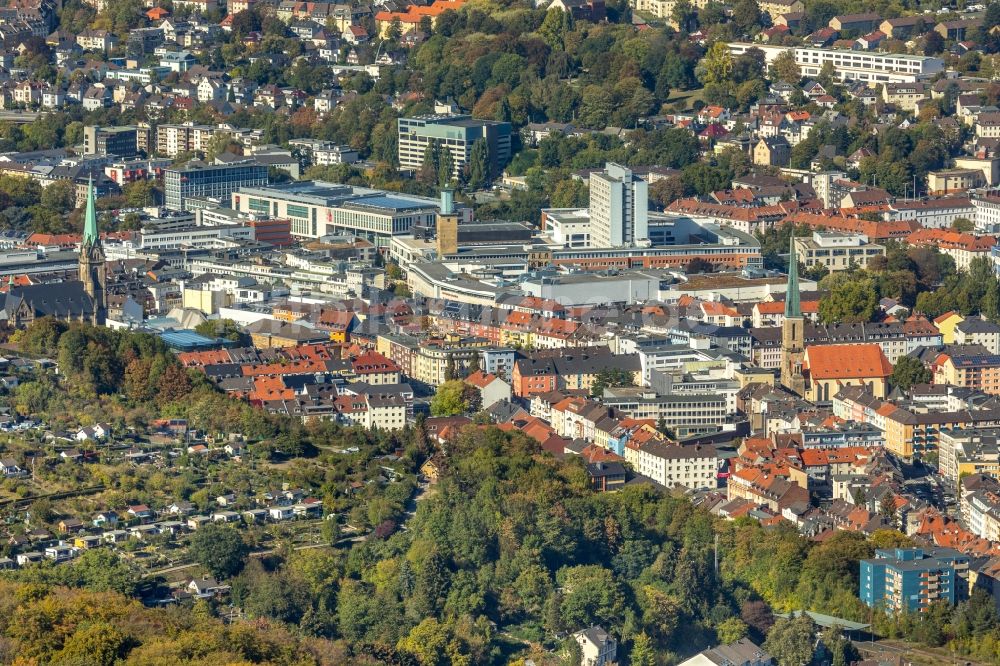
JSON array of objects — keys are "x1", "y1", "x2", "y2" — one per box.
[{"x1": 804, "y1": 344, "x2": 892, "y2": 380}]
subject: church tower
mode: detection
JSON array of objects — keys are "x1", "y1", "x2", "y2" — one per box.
[
  {"x1": 780, "y1": 234, "x2": 806, "y2": 396},
  {"x1": 78, "y1": 177, "x2": 106, "y2": 325}
]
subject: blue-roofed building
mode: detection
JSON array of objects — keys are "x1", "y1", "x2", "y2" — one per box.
[
  {"x1": 158, "y1": 329, "x2": 231, "y2": 351},
  {"x1": 231, "y1": 181, "x2": 441, "y2": 244},
  {"x1": 860, "y1": 547, "x2": 969, "y2": 613}
]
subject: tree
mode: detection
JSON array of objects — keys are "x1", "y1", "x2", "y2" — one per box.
[
  {"x1": 771, "y1": 50, "x2": 800, "y2": 84},
  {"x1": 699, "y1": 42, "x2": 734, "y2": 88},
  {"x1": 630, "y1": 632, "x2": 656, "y2": 666},
  {"x1": 387, "y1": 17, "x2": 403, "y2": 41},
  {"x1": 718, "y1": 617, "x2": 750, "y2": 644},
  {"x1": 557, "y1": 565, "x2": 625, "y2": 629},
  {"x1": 467, "y1": 138, "x2": 490, "y2": 189},
  {"x1": 188, "y1": 522, "x2": 250, "y2": 580},
  {"x1": 818, "y1": 277, "x2": 878, "y2": 323},
  {"x1": 430, "y1": 379, "x2": 468, "y2": 416},
  {"x1": 951, "y1": 217, "x2": 974, "y2": 233},
  {"x1": 685, "y1": 257, "x2": 713, "y2": 274},
  {"x1": 123, "y1": 180, "x2": 156, "y2": 208},
  {"x1": 923, "y1": 30, "x2": 944, "y2": 56},
  {"x1": 732, "y1": 0, "x2": 761, "y2": 35},
  {"x1": 590, "y1": 368, "x2": 635, "y2": 397},
  {"x1": 764, "y1": 615, "x2": 815, "y2": 666},
  {"x1": 40, "y1": 180, "x2": 75, "y2": 213},
  {"x1": 51, "y1": 621, "x2": 129, "y2": 666},
  {"x1": 438, "y1": 146, "x2": 454, "y2": 188},
  {"x1": 397, "y1": 617, "x2": 450, "y2": 665},
  {"x1": 671, "y1": 0, "x2": 696, "y2": 32},
  {"x1": 891, "y1": 355, "x2": 931, "y2": 391}
]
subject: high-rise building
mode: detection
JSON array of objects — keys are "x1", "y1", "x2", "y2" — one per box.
[
  {"x1": 860, "y1": 548, "x2": 969, "y2": 613},
  {"x1": 165, "y1": 160, "x2": 268, "y2": 211},
  {"x1": 397, "y1": 115, "x2": 512, "y2": 180},
  {"x1": 780, "y1": 235, "x2": 806, "y2": 396},
  {"x1": 588, "y1": 163, "x2": 648, "y2": 248}
]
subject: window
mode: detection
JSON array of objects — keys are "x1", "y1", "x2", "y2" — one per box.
[{"x1": 287, "y1": 204, "x2": 309, "y2": 219}]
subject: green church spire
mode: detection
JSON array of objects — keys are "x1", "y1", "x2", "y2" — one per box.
[
  {"x1": 784, "y1": 233, "x2": 800, "y2": 319},
  {"x1": 82, "y1": 176, "x2": 98, "y2": 247}
]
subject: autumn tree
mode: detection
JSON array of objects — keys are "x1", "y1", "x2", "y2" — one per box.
[{"x1": 771, "y1": 50, "x2": 800, "y2": 84}]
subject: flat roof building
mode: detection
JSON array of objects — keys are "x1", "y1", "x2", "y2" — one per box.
[
  {"x1": 232, "y1": 181, "x2": 441, "y2": 244},
  {"x1": 165, "y1": 160, "x2": 268, "y2": 212},
  {"x1": 398, "y1": 114, "x2": 512, "y2": 181}
]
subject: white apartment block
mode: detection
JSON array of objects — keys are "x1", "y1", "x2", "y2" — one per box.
[
  {"x1": 974, "y1": 194, "x2": 1000, "y2": 233},
  {"x1": 624, "y1": 441, "x2": 720, "y2": 490},
  {"x1": 728, "y1": 43, "x2": 945, "y2": 83},
  {"x1": 888, "y1": 198, "x2": 975, "y2": 229}
]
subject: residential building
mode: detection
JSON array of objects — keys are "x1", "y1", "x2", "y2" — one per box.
[
  {"x1": 860, "y1": 547, "x2": 969, "y2": 612},
  {"x1": 754, "y1": 136, "x2": 790, "y2": 167},
  {"x1": 573, "y1": 626, "x2": 617, "y2": 666},
  {"x1": 907, "y1": 228, "x2": 996, "y2": 272},
  {"x1": 624, "y1": 440, "x2": 720, "y2": 490},
  {"x1": 794, "y1": 231, "x2": 885, "y2": 272},
  {"x1": 882, "y1": 82, "x2": 929, "y2": 112},
  {"x1": 678, "y1": 639, "x2": 774, "y2": 666},
  {"x1": 933, "y1": 350, "x2": 1000, "y2": 395},
  {"x1": 954, "y1": 318, "x2": 1000, "y2": 354}
]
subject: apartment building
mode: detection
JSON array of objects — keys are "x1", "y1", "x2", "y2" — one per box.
[
  {"x1": 937, "y1": 428, "x2": 1000, "y2": 486},
  {"x1": 861, "y1": 548, "x2": 968, "y2": 613},
  {"x1": 907, "y1": 228, "x2": 996, "y2": 272},
  {"x1": 624, "y1": 440, "x2": 720, "y2": 490},
  {"x1": 933, "y1": 351, "x2": 1000, "y2": 395},
  {"x1": 882, "y1": 82, "x2": 929, "y2": 112},
  {"x1": 156, "y1": 122, "x2": 265, "y2": 157},
  {"x1": 794, "y1": 231, "x2": 885, "y2": 272}
]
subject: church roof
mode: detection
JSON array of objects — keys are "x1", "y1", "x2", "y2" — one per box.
[
  {"x1": 3, "y1": 282, "x2": 96, "y2": 319},
  {"x1": 83, "y1": 177, "x2": 98, "y2": 248},
  {"x1": 785, "y1": 234, "x2": 800, "y2": 319}
]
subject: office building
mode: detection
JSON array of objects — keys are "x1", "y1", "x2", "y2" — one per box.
[
  {"x1": 83, "y1": 126, "x2": 139, "y2": 157},
  {"x1": 860, "y1": 548, "x2": 968, "y2": 613},
  {"x1": 397, "y1": 115, "x2": 512, "y2": 180},
  {"x1": 164, "y1": 161, "x2": 269, "y2": 211},
  {"x1": 231, "y1": 181, "x2": 440, "y2": 243},
  {"x1": 589, "y1": 163, "x2": 649, "y2": 247}
]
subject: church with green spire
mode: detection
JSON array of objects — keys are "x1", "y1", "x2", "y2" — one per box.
[
  {"x1": 780, "y1": 234, "x2": 806, "y2": 396},
  {"x1": 78, "y1": 176, "x2": 106, "y2": 325},
  {"x1": 2, "y1": 178, "x2": 105, "y2": 327}
]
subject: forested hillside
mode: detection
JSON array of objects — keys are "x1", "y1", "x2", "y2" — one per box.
[{"x1": 6, "y1": 423, "x2": 1000, "y2": 664}]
